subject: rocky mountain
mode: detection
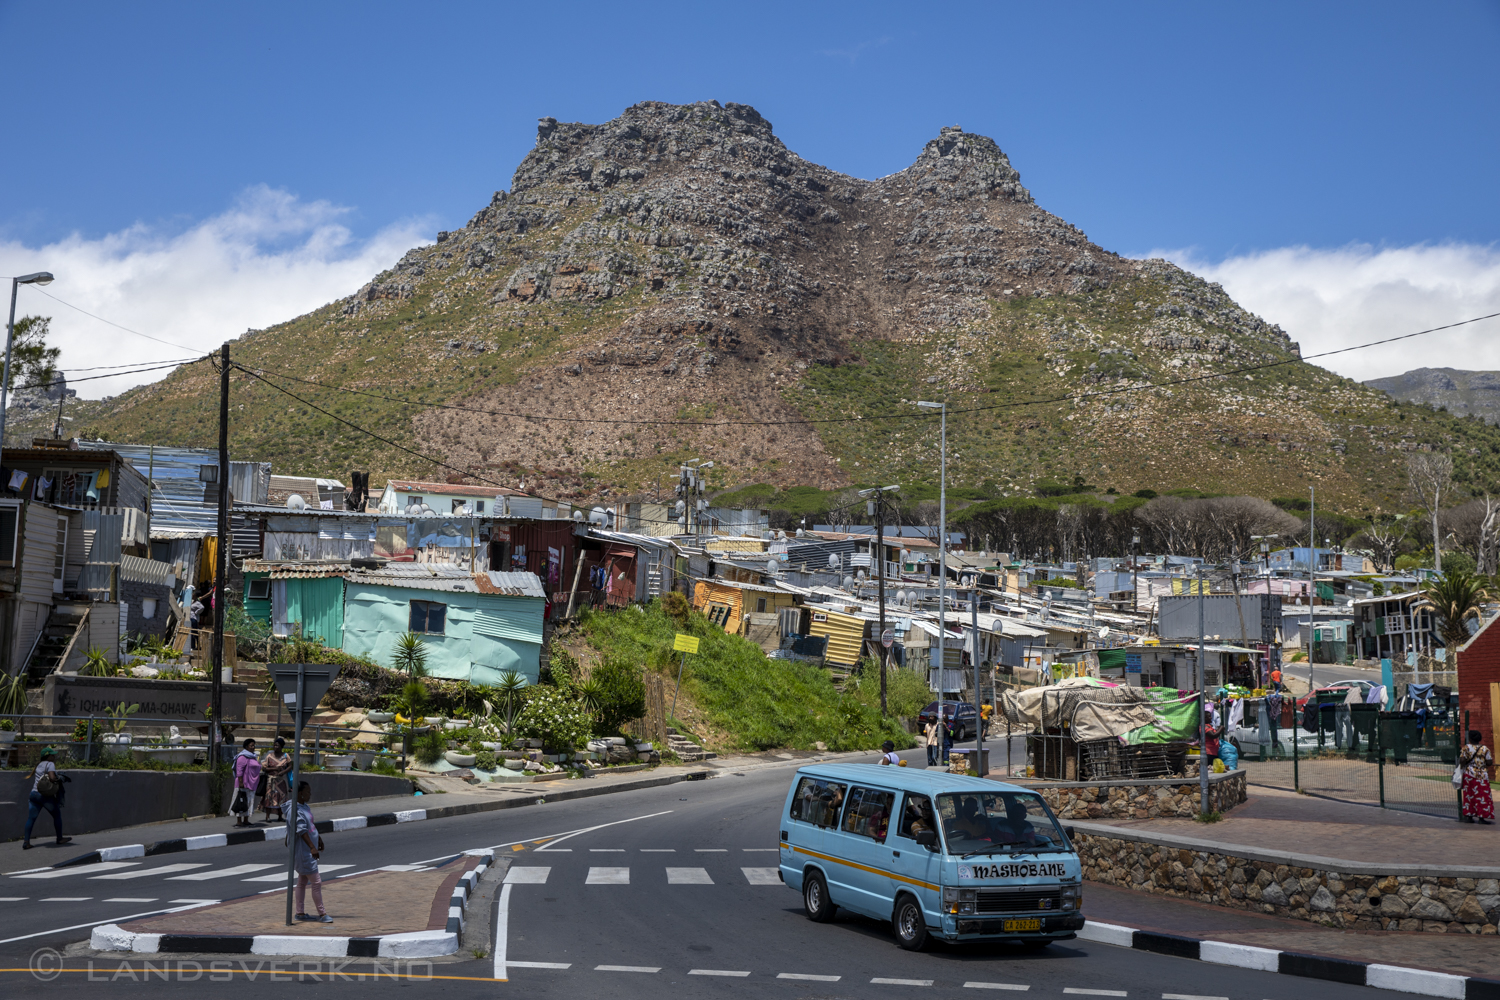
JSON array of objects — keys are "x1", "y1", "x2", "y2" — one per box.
[
  {"x1": 36, "y1": 100, "x2": 1500, "y2": 512},
  {"x1": 1365, "y1": 368, "x2": 1500, "y2": 425}
]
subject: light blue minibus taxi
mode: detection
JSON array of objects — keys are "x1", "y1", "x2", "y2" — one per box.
[{"x1": 777, "y1": 763, "x2": 1084, "y2": 951}]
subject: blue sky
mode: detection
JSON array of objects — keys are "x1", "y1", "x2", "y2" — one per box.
[{"x1": 1, "y1": 0, "x2": 1497, "y2": 394}]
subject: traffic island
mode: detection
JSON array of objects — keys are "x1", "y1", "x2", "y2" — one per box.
[{"x1": 89, "y1": 852, "x2": 493, "y2": 957}]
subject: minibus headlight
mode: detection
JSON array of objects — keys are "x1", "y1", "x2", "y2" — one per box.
[
  {"x1": 1061, "y1": 886, "x2": 1080, "y2": 911},
  {"x1": 943, "y1": 887, "x2": 976, "y2": 914}
]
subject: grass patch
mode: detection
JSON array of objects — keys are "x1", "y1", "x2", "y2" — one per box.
[{"x1": 573, "y1": 600, "x2": 914, "y2": 753}]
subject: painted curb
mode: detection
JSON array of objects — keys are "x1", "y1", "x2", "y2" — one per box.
[
  {"x1": 1078, "y1": 918, "x2": 1500, "y2": 998},
  {"x1": 88, "y1": 851, "x2": 494, "y2": 958},
  {"x1": 45, "y1": 769, "x2": 711, "y2": 870}
]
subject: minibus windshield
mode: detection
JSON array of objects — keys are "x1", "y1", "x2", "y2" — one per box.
[{"x1": 935, "y1": 792, "x2": 1068, "y2": 857}]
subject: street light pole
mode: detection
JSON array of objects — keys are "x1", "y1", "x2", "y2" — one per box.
[
  {"x1": 1131, "y1": 531, "x2": 1140, "y2": 614},
  {"x1": 1197, "y1": 564, "x2": 1209, "y2": 817},
  {"x1": 1, "y1": 272, "x2": 56, "y2": 451},
  {"x1": 861, "y1": 485, "x2": 900, "y2": 716}
]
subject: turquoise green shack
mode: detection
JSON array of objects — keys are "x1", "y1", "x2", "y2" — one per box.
[
  {"x1": 240, "y1": 565, "x2": 347, "y2": 648},
  {"x1": 342, "y1": 564, "x2": 547, "y2": 683}
]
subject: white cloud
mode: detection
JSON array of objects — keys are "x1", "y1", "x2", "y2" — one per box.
[
  {"x1": 0, "y1": 186, "x2": 433, "y2": 398},
  {"x1": 1147, "y1": 242, "x2": 1500, "y2": 383}
]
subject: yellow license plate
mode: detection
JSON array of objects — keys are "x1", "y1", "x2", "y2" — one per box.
[{"x1": 1002, "y1": 918, "x2": 1042, "y2": 932}]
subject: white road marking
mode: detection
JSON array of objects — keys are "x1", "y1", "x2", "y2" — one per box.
[
  {"x1": 240, "y1": 865, "x2": 354, "y2": 882},
  {"x1": 15, "y1": 862, "x2": 140, "y2": 879},
  {"x1": 167, "y1": 899, "x2": 219, "y2": 904},
  {"x1": 690, "y1": 969, "x2": 750, "y2": 977},
  {"x1": 873, "y1": 979, "x2": 934, "y2": 986},
  {"x1": 780, "y1": 973, "x2": 841, "y2": 981},
  {"x1": 503, "y1": 868, "x2": 551, "y2": 884},
  {"x1": 640, "y1": 848, "x2": 675, "y2": 852},
  {"x1": 167, "y1": 864, "x2": 279, "y2": 881},
  {"x1": 92, "y1": 863, "x2": 209, "y2": 880},
  {"x1": 0, "y1": 899, "x2": 216, "y2": 945},
  {"x1": 103, "y1": 898, "x2": 158, "y2": 903},
  {"x1": 596, "y1": 965, "x2": 660, "y2": 973},
  {"x1": 694, "y1": 848, "x2": 728, "y2": 852},
  {"x1": 506, "y1": 962, "x2": 571, "y2": 969},
  {"x1": 742, "y1": 848, "x2": 779, "y2": 852},
  {"x1": 40, "y1": 897, "x2": 91, "y2": 902},
  {"x1": 0, "y1": 897, "x2": 27, "y2": 901},
  {"x1": 493, "y1": 883, "x2": 511, "y2": 981},
  {"x1": 587, "y1": 867, "x2": 630, "y2": 885},
  {"x1": 377, "y1": 864, "x2": 429, "y2": 872},
  {"x1": 589, "y1": 849, "x2": 624, "y2": 852},
  {"x1": 531, "y1": 809, "x2": 674, "y2": 852},
  {"x1": 1065, "y1": 991, "x2": 1126, "y2": 997},
  {"x1": 666, "y1": 867, "x2": 713, "y2": 884},
  {"x1": 967, "y1": 985, "x2": 1031, "y2": 991},
  {"x1": 1163, "y1": 995, "x2": 1226, "y2": 1000},
  {"x1": 742, "y1": 867, "x2": 781, "y2": 885}
]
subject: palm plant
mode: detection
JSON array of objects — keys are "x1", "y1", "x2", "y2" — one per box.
[
  {"x1": 574, "y1": 677, "x2": 605, "y2": 719},
  {"x1": 493, "y1": 670, "x2": 527, "y2": 735},
  {"x1": 0, "y1": 671, "x2": 27, "y2": 715},
  {"x1": 396, "y1": 680, "x2": 430, "y2": 720},
  {"x1": 83, "y1": 646, "x2": 114, "y2": 677},
  {"x1": 1420, "y1": 570, "x2": 1491, "y2": 652},
  {"x1": 391, "y1": 632, "x2": 429, "y2": 678}
]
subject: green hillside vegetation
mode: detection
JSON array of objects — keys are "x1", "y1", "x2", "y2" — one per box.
[{"x1": 569, "y1": 599, "x2": 914, "y2": 753}]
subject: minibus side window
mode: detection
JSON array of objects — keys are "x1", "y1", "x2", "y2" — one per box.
[
  {"x1": 789, "y1": 777, "x2": 847, "y2": 829},
  {"x1": 894, "y1": 793, "x2": 937, "y2": 842},
  {"x1": 840, "y1": 786, "x2": 894, "y2": 843}
]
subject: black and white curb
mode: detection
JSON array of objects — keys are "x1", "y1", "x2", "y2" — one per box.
[
  {"x1": 38, "y1": 769, "x2": 713, "y2": 871},
  {"x1": 89, "y1": 851, "x2": 495, "y2": 958},
  {"x1": 1080, "y1": 921, "x2": 1500, "y2": 999}
]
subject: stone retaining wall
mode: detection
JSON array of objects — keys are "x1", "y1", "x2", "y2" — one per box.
[
  {"x1": 1075, "y1": 829, "x2": 1500, "y2": 935},
  {"x1": 1020, "y1": 770, "x2": 1248, "y2": 820}
]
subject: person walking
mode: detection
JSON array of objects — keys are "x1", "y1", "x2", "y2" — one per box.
[
  {"x1": 23, "y1": 747, "x2": 73, "y2": 850},
  {"x1": 877, "y1": 740, "x2": 902, "y2": 766},
  {"x1": 924, "y1": 719, "x2": 940, "y2": 767},
  {"x1": 1458, "y1": 730, "x2": 1495, "y2": 825},
  {"x1": 230, "y1": 738, "x2": 261, "y2": 827},
  {"x1": 941, "y1": 713, "x2": 954, "y2": 765},
  {"x1": 261, "y1": 737, "x2": 292, "y2": 823},
  {"x1": 290, "y1": 781, "x2": 332, "y2": 922}
]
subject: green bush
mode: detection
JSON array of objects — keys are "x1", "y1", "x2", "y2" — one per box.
[
  {"x1": 850, "y1": 661, "x2": 936, "y2": 719},
  {"x1": 413, "y1": 728, "x2": 447, "y2": 765},
  {"x1": 371, "y1": 756, "x2": 401, "y2": 776},
  {"x1": 475, "y1": 751, "x2": 498, "y2": 771},
  {"x1": 591, "y1": 657, "x2": 646, "y2": 735},
  {"x1": 515, "y1": 686, "x2": 593, "y2": 751}
]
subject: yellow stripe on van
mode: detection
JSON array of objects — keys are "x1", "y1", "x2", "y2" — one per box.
[{"x1": 783, "y1": 843, "x2": 939, "y2": 892}]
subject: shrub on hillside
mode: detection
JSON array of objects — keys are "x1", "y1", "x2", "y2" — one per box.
[
  {"x1": 515, "y1": 686, "x2": 593, "y2": 751},
  {"x1": 591, "y1": 656, "x2": 647, "y2": 735}
]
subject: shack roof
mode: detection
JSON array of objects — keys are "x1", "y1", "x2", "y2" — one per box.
[
  {"x1": 385, "y1": 480, "x2": 529, "y2": 498},
  {"x1": 344, "y1": 562, "x2": 545, "y2": 597}
]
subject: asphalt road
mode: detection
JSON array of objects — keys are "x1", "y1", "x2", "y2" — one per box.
[{"x1": 0, "y1": 752, "x2": 1389, "y2": 998}]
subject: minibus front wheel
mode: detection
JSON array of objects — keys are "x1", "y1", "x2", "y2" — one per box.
[
  {"x1": 803, "y1": 871, "x2": 837, "y2": 923},
  {"x1": 893, "y1": 894, "x2": 929, "y2": 951}
]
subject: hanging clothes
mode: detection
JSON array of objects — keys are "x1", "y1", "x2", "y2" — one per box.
[
  {"x1": 8, "y1": 469, "x2": 26, "y2": 492},
  {"x1": 1227, "y1": 698, "x2": 1244, "y2": 731}
]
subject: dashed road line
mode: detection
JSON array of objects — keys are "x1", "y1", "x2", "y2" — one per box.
[
  {"x1": 689, "y1": 969, "x2": 750, "y2": 977},
  {"x1": 694, "y1": 848, "x2": 728, "y2": 852},
  {"x1": 965, "y1": 984, "x2": 1030, "y2": 991},
  {"x1": 639, "y1": 848, "x2": 675, "y2": 852},
  {"x1": 1065, "y1": 991, "x2": 1126, "y2": 997},
  {"x1": 1163, "y1": 995, "x2": 1225, "y2": 1000},
  {"x1": 91, "y1": 863, "x2": 209, "y2": 880},
  {"x1": 103, "y1": 898, "x2": 157, "y2": 903},
  {"x1": 15, "y1": 862, "x2": 140, "y2": 879},
  {"x1": 595, "y1": 965, "x2": 660, "y2": 973},
  {"x1": 506, "y1": 961, "x2": 570, "y2": 969},
  {"x1": 779, "y1": 973, "x2": 841, "y2": 981},
  {"x1": 39, "y1": 897, "x2": 91, "y2": 902},
  {"x1": 589, "y1": 849, "x2": 625, "y2": 852},
  {"x1": 586, "y1": 867, "x2": 630, "y2": 885},
  {"x1": 872, "y1": 979, "x2": 933, "y2": 986}
]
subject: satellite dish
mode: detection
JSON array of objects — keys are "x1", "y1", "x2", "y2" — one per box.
[
  {"x1": 828, "y1": 554, "x2": 841, "y2": 569},
  {"x1": 286, "y1": 494, "x2": 307, "y2": 510},
  {"x1": 795, "y1": 528, "x2": 805, "y2": 538},
  {"x1": 842, "y1": 575, "x2": 855, "y2": 591},
  {"x1": 420, "y1": 503, "x2": 433, "y2": 515},
  {"x1": 572, "y1": 509, "x2": 584, "y2": 521},
  {"x1": 1099, "y1": 625, "x2": 1111, "y2": 639},
  {"x1": 675, "y1": 499, "x2": 686, "y2": 514},
  {"x1": 590, "y1": 507, "x2": 608, "y2": 525},
  {"x1": 897, "y1": 590, "x2": 908, "y2": 606},
  {"x1": 766, "y1": 560, "x2": 779, "y2": 575},
  {"x1": 856, "y1": 569, "x2": 867, "y2": 581}
]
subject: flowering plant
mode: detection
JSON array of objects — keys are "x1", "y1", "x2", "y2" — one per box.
[{"x1": 514, "y1": 686, "x2": 592, "y2": 751}]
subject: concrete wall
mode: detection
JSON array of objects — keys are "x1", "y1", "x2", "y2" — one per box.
[
  {"x1": 1, "y1": 770, "x2": 412, "y2": 841},
  {"x1": 120, "y1": 577, "x2": 172, "y2": 640}
]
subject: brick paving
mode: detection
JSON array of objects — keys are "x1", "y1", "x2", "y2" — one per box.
[
  {"x1": 117, "y1": 862, "x2": 465, "y2": 938},
  {"x1": 1083, "y1": 783, "x2": 1497, "y2": 867},
  {"x1": 1086, "y1": 881, "x2": 1500, "y2": 979}
]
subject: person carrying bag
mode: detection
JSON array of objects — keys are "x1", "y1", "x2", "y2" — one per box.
[{"x1": 23, "y1": 747, "x2": 73, "y2": 850}]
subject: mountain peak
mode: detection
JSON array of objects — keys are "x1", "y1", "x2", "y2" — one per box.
[{"x1": 886, "y1": 124, "x2": 1033, "y2": 204}]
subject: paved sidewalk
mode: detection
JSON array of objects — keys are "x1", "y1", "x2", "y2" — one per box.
[
  {"x1": 1080, "y1": 783, "x2": 1498, "y2": 868},
  {"x1": 1085, "y1": 880, "x2": 1500, "y2": 980}
]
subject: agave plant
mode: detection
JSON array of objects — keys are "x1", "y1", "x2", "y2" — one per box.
[
  {"x1": 0, "y1": 671, "x2": 27, "y2": 715},
  {"x1": 391, "y1": 632, "x2": 429, "y2": 679},
  {"x1": 574, "y1": 677, "x2": 606, "y2": 718},
  {"x1": 492, "y1": 670, "x2": 527, "y2": 734},
  {"x1": 83, "y1": 646, "x2": 114, "y2": 677}
]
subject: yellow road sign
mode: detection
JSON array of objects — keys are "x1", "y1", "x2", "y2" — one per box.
[{"x1": 673, "y1": 633, "x2": 700, "y2": 654}]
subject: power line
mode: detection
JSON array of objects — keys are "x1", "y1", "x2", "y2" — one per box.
[
  {"x1": 62, "y1": 357, "x2": 201, "y2": 373},
  {"x1": 11, "y1": 359, "x2": 203, "y2": 392},
  {"x1": 26, "y1": 288, "x2": 204, "y2": 352},
  {"x1": 237, "y1": 310, "x2": 1500, "y2": 429}
]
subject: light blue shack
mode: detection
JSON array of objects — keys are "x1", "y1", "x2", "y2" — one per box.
[{"x1": 341, "y1": 564, "x2": 547, "y2": 684}]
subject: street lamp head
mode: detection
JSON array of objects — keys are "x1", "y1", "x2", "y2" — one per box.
[
  {"x1": 15, "y1": 272, "x2": 53, "y2": 286},
  {"x1": 916, "y1": 401, "x2": 943, "y2": 410}
]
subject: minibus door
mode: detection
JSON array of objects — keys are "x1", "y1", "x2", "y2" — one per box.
[{"x1": 889, "y1": 791, "x2": 942, "y2": 921}]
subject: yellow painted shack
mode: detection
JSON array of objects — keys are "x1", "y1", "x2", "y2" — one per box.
[
  {"x1": 806, "y1": 606, "x2": 867, "y2": 668},
  {"x1": 692, "y1": 579, "x2": 797, "y2": 635}
]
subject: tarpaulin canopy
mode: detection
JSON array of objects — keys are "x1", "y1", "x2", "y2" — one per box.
[
  {"x1": 1001, "y1": 677, "x2": 1145, "y2": 728},
  {"x1": 1124, "y1": 688, "x2": 1202, "y2": 744},
  {"x1": 1071, "y1": 699, "x2": 1162, "y2": 741}
]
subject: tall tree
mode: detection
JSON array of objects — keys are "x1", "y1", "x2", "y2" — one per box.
[
  {"x1": 1359, "y1": 513, "x2": 1408, "y2": 573},
  {"x1": 4, "y1": 315, "x2": 61, "y2": 392},
  {"x1": 1420, "y1": 569, "x2": 1490, "y2": 652},
  {"x1": 1407, "y1": 452, "x2": 1453, "y2": 572}
]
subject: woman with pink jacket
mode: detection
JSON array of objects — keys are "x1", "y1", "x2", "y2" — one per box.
[{"x1": 231, "y1": 738, "x2": 262, "y2": 827}]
